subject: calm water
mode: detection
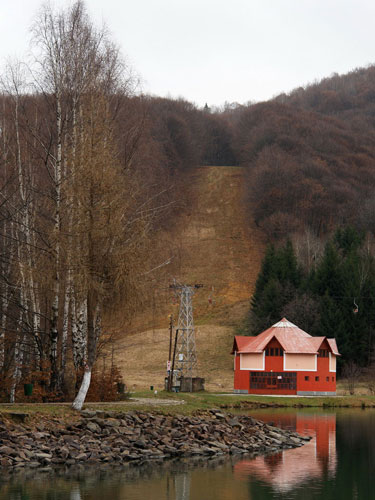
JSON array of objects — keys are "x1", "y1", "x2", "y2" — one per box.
[{"x1": 0, "y1": 409, "x2": 374, "y2": 500}]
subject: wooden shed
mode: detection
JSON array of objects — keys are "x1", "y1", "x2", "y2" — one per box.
[{"x1": 232, "y1": 318, "x2": 340, "y2": 395}]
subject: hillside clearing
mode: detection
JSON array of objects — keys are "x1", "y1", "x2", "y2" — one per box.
[{"x1": 114, "y1": 166, "x2": 265, "y2": 391}]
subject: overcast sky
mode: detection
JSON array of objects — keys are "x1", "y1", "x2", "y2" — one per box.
[{"x1": 1, "y1": 0, "x2": 375, "y2": 108}]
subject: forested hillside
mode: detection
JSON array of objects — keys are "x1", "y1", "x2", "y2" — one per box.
[{"x1": 2, "y1": 0, "x2": 375, "y2": 401}]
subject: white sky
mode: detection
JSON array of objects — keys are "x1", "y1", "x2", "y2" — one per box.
[{"x1": 1, "y1": 0, "x2": 375, "y2": 108}]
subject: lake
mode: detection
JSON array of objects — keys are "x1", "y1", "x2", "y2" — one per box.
[{"x1": 0, "y1": 408, "x2": 374, "y2": 499}]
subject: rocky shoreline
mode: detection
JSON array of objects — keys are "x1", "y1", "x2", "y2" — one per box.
[{"x1": 0, "y1": 409, "x2": 311, "y2": 470}]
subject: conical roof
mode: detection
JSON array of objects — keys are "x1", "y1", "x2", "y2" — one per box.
[{"x1": 233, "y1": 318, "x2": 340, "y2": 355}]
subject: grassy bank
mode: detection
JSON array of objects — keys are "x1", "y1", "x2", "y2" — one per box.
[
  {"x1": 133, "y1": 391, "x2": 375, "y2": 413},
  {"x1": 1, "y1": 391, "x2": 375, "y2": 422}
]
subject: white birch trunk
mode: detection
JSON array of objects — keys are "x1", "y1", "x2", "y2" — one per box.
[
  {"x1": 72, "y1": 299, "x2": 87, "y2": 369},
  {"x1": 0, "y1": 110, "x2": 6, "y2": 370},
  {"x1": 0, "y1": 290, "x2": 7, "y2": 370},
  {"x1": 50, "y1": 92, "x2": 63, "y2": 388},
  {"x1": 50, "y1": 91, "x2": 62, "y2": 383},
  {"x1": 10, "y1": 341, "x2": 21, "y2": 404},
  {"x1": 10, "y1": 306, "x2": 25, "y2": 403},
  {"x1": 14, "y1": 95, "x2": 41, "y2": 365},
  {"x1": 72, "y1": 367, "x2": 91, "y2": 411},
  {"x1": 0, "y1": 221, "x2": 8, "y2": 370},
  {"x1": 59, "y1": 272, "x2": 71, "y2": 384}
]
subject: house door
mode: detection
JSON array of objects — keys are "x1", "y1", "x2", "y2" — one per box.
[{"x1": 264, "y1": 374, "x2": 277, "y2": 389}]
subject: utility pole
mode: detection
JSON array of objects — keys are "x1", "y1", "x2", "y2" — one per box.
[
  {"x1": 169, "y1": 280, "x2": 203, "y2": 392},
  {"x1": 168, "y1": 328, "x2": 179, "y2": 392},
  {"x1": 168, "y1": 314, "x2": 173, "y2": 363}
]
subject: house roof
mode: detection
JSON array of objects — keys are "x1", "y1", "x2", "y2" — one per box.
[
  {"x1": 233, "y1": 318, "x2": 340, "y2": 355},
  {"x1": 327, "y1": 338, "x2": 340, "y2": 356}
]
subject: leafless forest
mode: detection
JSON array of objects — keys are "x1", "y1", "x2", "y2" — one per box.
[{"x1": 2, "y1": 1, "x2": 375, "y2": 404}]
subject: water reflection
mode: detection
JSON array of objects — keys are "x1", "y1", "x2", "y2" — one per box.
[
  {"x1": 234, "y1": 413, "x2": 337, "y2": 493},
  {"x1": 70, "y1": 485, "x2": 82, "y2": 500},
  {"x1": 174, "y1": 473, "x2": 190, "y2": 500},
  {"x1": 0, "y1": 410, "x2": 374, "y2": 500}
]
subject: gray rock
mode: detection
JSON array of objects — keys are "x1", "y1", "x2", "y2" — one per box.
[
  {"x1": 214, "y1": 413, "x2": 226, "y2": 420},
  {"x1": 289, "y1": 436, "x2": 302, "y2": 445},
  {"x1": 34, "y1": 453, "x2": 52, "y2": 459},
  {"x1": 105, "y1": 418, "x2": 121, "y2": 427},
  {"x1": 0, "y1": 446, "x2": 17, "y2": 456},
  {"x1": 86, "y1": 421, "x2": 101, "y2": 433},
  {"x1": 81, "y1": 410, "x2": 97, "y2": 418}
]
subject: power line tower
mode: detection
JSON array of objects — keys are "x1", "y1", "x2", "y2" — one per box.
[{"x1": 170, "y1": 281, "x2": 203, "y2": 391}]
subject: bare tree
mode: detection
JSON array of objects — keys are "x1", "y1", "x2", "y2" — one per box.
[
  {"x1": 29, "y1": 1, "x2": 133, "y2": 395},
  {"x1": 0, "y1": 1, "x2": 166, "y2": 406},
  {"x1": 342, "y1": 361, "x2": 362, "y2": 395}
]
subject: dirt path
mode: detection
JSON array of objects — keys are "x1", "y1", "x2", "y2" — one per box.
[{"x1": 0, "y1": 398, "x2": 184, "y2": 408}]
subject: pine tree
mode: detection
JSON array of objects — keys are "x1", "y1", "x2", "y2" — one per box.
[
  {"x1": 248, "y1": 241, "x2": 302, "y2": 334},
  {"x1": 251, "y1": 279, "x2": 284, "y2": 333},
  {"x1": 334, "y1": 226, "x2": 364, "y2": 256},
  {"x1": 279, "y1": 239, "x2": 302, "y2": 287},
  {"x1": 312, "y1": 242, "x2": 343, "y2": 298}
]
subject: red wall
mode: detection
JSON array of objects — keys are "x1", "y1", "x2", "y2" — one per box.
[
  {"x1": 233, "y1": 339, "x2": 336, "y2": 394},
  {"x1": 233, "y1": 352, "x2": 248, "y2": 391},
  {"x1": 264, "y1": 339, "x2": 284, "y2": 372}
]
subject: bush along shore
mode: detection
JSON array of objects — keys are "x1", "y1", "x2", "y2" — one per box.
[{"x1": 0, "y1": 409, "x2": 311, "y2": 469}]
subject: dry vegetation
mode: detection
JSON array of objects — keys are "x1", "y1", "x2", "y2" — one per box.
[{"x1": 113, "y1": 166, "x2": 265, "y2": 390}]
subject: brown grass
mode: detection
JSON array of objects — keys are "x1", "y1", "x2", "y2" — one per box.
[{"x1": 111, "y1": 166, "x2": 265, "y2": 390}]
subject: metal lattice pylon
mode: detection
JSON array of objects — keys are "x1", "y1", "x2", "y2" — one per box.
[{"x1": 170, "y1": 281, "x2": 202, "y2": 388}]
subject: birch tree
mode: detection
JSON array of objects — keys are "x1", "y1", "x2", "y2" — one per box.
[
  {"x1": 69, "y1": 93, "x2": 145, "y2": 410},
  {"x1": 30, "y1": 0, "x2": 131, "y2": 392},
  {"x1": 0, "y1": 0, "x2": 150, "y2": 404}
]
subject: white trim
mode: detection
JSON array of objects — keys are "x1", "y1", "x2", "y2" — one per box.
[
  {"x1": 283, "y1": 353, "x2": 318, "y2": 371},
  {"x1": 234, "y1": 351, "x2": 236, "y2": 370},
  {"x1": 240, "y1": 351, "x2": 265, "y2": 371},
  {"x1": 329, "y1": 352, "x2": 337, "y2": 373}
]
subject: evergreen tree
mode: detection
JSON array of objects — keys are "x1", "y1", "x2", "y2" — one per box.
[
  {"x1": 248, "y1": 241, "x2": 302, "y2": 334},
  {"x1": 334, "y1": 226, "x2": 364, "y2": 256},
  {"x1": 251, "y1": 279, "x2": 284, "y2": 333},
  {"x1": 311, "y1": 242, "x2": 343, "y2": 298},
  {"x1": 247, "y1": 228, "x2": 375, "y2": 368},
  {"x1": 279, "y1": 239, "x2": 302, "y2": 287}
]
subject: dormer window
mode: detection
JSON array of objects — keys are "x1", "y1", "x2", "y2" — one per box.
[
  {"x1": 265, "y1": 347, "x2": 284, "y2": 356},
  {"x1": 318, "y1": 349, "x2": 329, "y2": 358}
]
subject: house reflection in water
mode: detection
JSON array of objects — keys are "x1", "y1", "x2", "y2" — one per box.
[{"x1": 234, "y1": 413, "x2": 337, "y2": 493}]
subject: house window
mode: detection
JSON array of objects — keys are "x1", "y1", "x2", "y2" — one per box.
[
  {"x1": 326, "y1": 376, "x2": 329, "y2": 382},
  {"x1": 318, "y1": 349, "x2": 329, "y2": 358},
  {"x1": 315, "y1": 376, "x2": 319, "y2": 381},
  {"x1": 265, "y1": 347, "x2": 284, "y2": 356},
  {"x1": 332, "y1": 376, "x2": 335, "y2": 382},
  {"x1": 250, "y1": 372, "x2": 296, "y2": 390},
  {"x1": 305, "y1": 376, "x2": 309, "y2": 381}
]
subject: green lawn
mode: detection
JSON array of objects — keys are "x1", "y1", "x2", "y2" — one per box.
[{"x1": 1, "y1": 391, "x2": 374, "y2": 422}]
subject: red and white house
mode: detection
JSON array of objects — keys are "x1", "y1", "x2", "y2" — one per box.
[{"x1": 232, "y1": 318, "x2": 340, "y2": 395}]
